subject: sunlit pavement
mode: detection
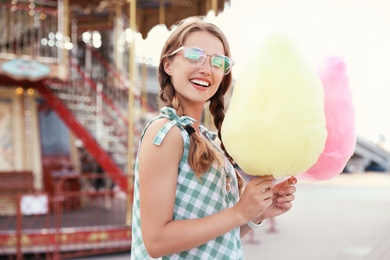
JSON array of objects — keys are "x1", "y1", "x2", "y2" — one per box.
[
  {"x1": 71, "y1": 172, "x2": 390, "y2": 260},
  {"x1": 243, "y1": 172, "x2": 390, "y2": 260}
]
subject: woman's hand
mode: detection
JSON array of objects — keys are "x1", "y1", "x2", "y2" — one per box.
[
  {"x1": 257, "y1": 176, "x2": 297, "y2": 221},
  {"x1": 234, "y1": 176, "x2": 275, "y2": 224}
]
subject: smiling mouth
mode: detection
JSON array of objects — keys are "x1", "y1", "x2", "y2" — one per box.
[{"x1": 190, "y1": 79, "x2": 210, "y2": 87}]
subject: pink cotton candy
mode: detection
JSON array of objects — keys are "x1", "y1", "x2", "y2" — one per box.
[{"x1": 299, "y1": 56, "x2": 356, "y2": 181}]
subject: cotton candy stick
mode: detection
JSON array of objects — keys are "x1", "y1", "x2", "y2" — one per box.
[
  {"x1": 299, "y1": 56, "x2": 356, "y2": 181},
  {"x1": 221, "y1": 34, "x2": 327, "y2": 178}
]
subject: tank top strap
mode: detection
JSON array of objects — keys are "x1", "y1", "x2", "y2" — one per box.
[{"x1": 144, "y1": 107, "x2": 196, "y2": 146}]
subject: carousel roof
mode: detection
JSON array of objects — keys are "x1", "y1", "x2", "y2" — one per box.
[{"x1": 68, "y1": 0, "x2": 230, "y2": 38}]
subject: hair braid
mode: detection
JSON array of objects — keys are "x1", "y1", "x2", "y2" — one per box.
[
  {"x1": 209, "y1": 91, "x2": 245, "y2": 193},
  {"x1": 162, "y1": 89, "x2": 223, "y2": 179}
]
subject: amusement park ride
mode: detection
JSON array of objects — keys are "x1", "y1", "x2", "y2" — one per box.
[{"x1": 0, "y1": 0, "x2": 229, "y2": 259}]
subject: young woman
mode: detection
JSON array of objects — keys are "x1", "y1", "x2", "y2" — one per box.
[{"x1": 131, "y1": 17, "x2": 298, "y2": 259}]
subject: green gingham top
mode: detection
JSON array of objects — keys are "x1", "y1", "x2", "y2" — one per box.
[{"x1": 131, "y1": 107, "x2": 243, "y2": 260}]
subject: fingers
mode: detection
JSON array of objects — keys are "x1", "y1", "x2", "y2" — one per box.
[
  {"x1": 249, "y1": 175, "x2": 274, "y2": 186},
  {"x1": 278, "y1": 202, "x2": 292, "y2": 213},
  {"x1": 276, "y1": 176, "x2": 297, "y2": 188},
  {"x1": 251, "y1": 176, "x2": 274, "y2": 189},
  {"x1": 276, "y1": 194, "x2": 295, "y2": 204},
  {"x1": 246, "y1": 176, "x2": 273, "y2": 194},
  {"x1": 273, "y1": 177, "x2": 297, "y2": 195},
  {"x1": 275, "y1": 179, "x2": 296, "y2": 209},
  {"x1": 288, "y1": 177, "x2": 298, "y2": 186},
  {"x1": 261, "y1": 189, "x2": 274, "y2": 202},
  {"x1": 277, "y1": 185, "x2": 296, "y2": 196},
  {"x1": 258, "y1": 180, "x2": 274, "y2": 201}
]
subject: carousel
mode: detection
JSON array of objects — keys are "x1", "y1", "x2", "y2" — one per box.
[{"x1": 0, "y1": 0, "x2": 230, "y2": 259}]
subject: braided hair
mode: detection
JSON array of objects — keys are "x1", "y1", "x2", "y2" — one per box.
[{"x1": 158, "y1": 17, "x2": 244, "y2": 192}]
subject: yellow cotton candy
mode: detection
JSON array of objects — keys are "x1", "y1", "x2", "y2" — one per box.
[{"x1": 222, "y1": 34, "x2": 327, "y2": 178}]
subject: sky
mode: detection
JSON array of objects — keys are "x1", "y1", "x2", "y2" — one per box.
[{"x1": 135, "y1": 0, "x2": 390, "y2": 150}]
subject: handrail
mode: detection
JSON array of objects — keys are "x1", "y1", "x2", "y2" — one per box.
[
  {"x1": 86, "y1": 45, "x2": 156, "y2": 113},
  {"x1": 0, "y1": 3, "x2": 58, "y2": 15},
  {"x1": 0, "y1": 2, "x2": 61, "y2": 61},
  {"x1": 35, "y1": 81, "x2": 128, "y2": 192},
  {"x1": 68, "y1": 58, "x2": 130, "y2": 127}
]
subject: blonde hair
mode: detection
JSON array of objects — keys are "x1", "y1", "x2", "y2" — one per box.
[{"x1": 158, "y1": 17, "x2": 244, "y2": 191}]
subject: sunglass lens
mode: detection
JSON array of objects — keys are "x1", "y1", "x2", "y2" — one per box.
[
  {"x1": 184, "y1": 48, "x2": 204, "y2": 63},
  {"x1": 212, "y1": 56, "x2": 231, "y2": 74},
  {"x1": 211, "y1": 56, "x2": 224, "y2": 70},
  {"x1": 223, "y1": 57, "x2": 232, "y2": 74}
]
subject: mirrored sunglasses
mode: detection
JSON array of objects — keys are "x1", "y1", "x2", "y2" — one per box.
[{"x1": 169, "y1": 46, "x2": 234, "y2": 75}]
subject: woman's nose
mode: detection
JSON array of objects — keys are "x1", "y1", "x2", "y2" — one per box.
[{"x1": 198, "y1": 56, "x2": 212, "y2": 74}]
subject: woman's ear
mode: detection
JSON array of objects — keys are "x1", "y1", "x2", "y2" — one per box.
[{"x1": 163, "y1": 58, "x2": 172, "y2": 76}]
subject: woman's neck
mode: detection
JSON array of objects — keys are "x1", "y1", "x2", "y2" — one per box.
[{"x1": 181, "y1": 103, "x2": 204, "y2": 123}]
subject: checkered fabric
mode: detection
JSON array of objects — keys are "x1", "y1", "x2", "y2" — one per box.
[{"x1": 131, "y1": 107, "x2": 243, "y2": 260}]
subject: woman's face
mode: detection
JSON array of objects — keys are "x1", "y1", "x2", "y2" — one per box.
[{"x1": 163, "y1": 30, "x2": 225, "y2": 107}]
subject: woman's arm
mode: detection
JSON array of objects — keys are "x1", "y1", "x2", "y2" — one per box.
[{"x1": 138, "y1": 120, "x2": 274, "y2": 258}]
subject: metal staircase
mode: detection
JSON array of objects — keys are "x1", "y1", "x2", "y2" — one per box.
[
  {"x1": 39, "y1": 49, "x2": 157, "y2": 192},
  {"x1": 46, "y1": 57, "x2": 130, "y2": 169}
]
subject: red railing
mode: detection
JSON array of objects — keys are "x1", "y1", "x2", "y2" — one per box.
[
  {"x1": 86, "y1": 44, "x2": 156, "y2": 114},
  {"x1": 35, "y1": 81, "x2": 128, "y2": 192},
  {"x1": 0, "y1": 174, "x2": 132, "y2": 260},
  {"x1": 68, "y1": 57, "x2": 130, "y2": 127},
  {"x1": 0, "y1": 2, "x2": 61, "y2": 62}
]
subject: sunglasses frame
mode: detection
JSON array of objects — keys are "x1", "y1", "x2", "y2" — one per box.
[{"x1": 169, "y1": 46, "x2": 234, "y2": 75}]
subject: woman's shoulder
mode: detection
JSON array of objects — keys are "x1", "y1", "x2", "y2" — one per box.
[
  {"x1": 143, "y1": 117, "x2": 183, "y2": 146},
  {"x1": 141, "y1": 107, "x2": 195, "y2": 146},
  {"x1": 145, "y1": 117, "x2": 180, "y2": 134}
]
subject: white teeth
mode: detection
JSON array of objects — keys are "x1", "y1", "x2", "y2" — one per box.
[{"x1": 190, "y1": 79, "x2": 209, "y2": 87}]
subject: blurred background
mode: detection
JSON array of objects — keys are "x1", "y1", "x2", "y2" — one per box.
[{"x1": 0, "y1": 0, "x2": 389, "y2": 259}]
